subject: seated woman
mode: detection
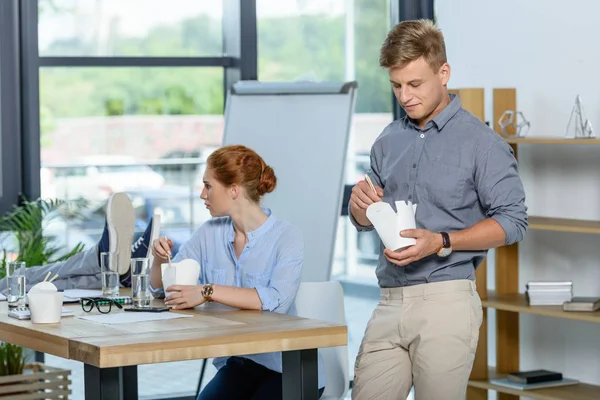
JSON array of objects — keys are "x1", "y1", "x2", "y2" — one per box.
[{"x1": 149, "y1": 144, "x2": 325, "y2": 400}]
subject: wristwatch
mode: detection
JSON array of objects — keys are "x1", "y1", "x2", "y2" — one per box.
[
  {"x1": 437, "y1": 232, "x2": 452, "y2": 257},
  {"x1": 201, "y1": 283, "x2": 214, "y2": 302}
]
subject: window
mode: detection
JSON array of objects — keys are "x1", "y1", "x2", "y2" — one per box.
[
  {"x1": 38, "y1": 0, "x2": 223, "y2": 57},
  {"x1": 257, "y1": 0, "x2": 393, "y2": 382},
  {"x1": 36, "y1": 1, "x2": 232, "y2": 395}
]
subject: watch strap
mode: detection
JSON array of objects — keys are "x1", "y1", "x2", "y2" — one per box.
[{"x1": 440, "y1": 232, "x2": 451, "y2": 248}]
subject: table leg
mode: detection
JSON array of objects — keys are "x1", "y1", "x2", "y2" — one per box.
[
  {"x1": 122, "y1": 365, "x2": 138, "y2": 400},
  {"x1": 282, "y1": 349, "x2": 318, "y2": 400},
  {"x1": 84, "y1": 364, "x2": 138, "y2": 400}
]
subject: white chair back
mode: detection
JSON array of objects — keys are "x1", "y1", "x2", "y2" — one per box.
[{"x1": 294, "y1": 281, "x2": 349, "y2": 400}]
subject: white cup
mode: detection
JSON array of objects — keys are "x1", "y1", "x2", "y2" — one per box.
[{"x1": 27, "y1": 291, "x2": 64, "y2": 324}]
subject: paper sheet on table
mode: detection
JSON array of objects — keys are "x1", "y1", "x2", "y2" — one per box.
[
  {"x1": 63, "y1": 289, "x2": 103, "y2": 301},
  {"x1": 0, "y1": 293, "x2": 6, "y2": 301},
  {"x1": 77, "y1": 312, "x2": 193, "y2": 325}
]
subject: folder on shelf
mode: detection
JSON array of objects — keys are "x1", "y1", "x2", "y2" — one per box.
[
  {"x1": 490, "y1": 377, "x2": 579, "y2": 391},
  {"x1": 563, "y1": 296, "x2": 600, "y2": 312}
]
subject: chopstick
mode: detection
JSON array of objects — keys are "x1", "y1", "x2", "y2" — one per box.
[
  {"x1": 48, "y1": 274, "x2": 59, "y2": 283},
  {"x1": 364, "y1": 174, "x2": 377, "y2": 195},
  {"x1": 43, "y1": 271, "x2": 51, "y2": 282}
]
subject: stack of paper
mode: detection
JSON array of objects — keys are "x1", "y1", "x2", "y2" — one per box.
[
  {"x1": 77, "y1": 312, "x2": 193, "y2": 325},
  {"x1": 526, "y1": 281, "x2": 573, "y2": 306}
]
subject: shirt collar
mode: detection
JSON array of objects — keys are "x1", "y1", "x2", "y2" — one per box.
[
  {"x1": 227, "y1": 208, "x2": 276, "y2": 244},
  {"x1": 431, "y1": 93, "x2": 462, "y2": 130},
  {"x1": 402, "y1": 93, "x2": 462, "y2": 131}
]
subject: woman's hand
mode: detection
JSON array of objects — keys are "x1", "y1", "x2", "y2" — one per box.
[
  {"x1": 165, "y1": 285, "x2": 206, "y2": 309},
  {"x1": 152, "y1": 236, "x2": 174, "y2": 261}
]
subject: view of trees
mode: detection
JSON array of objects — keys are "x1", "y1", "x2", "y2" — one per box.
[{"x1": 39, "y1": 0, "x2": 391, "y2": 127}]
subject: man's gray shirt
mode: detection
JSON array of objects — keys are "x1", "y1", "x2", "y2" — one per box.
[{"x1": 351, "y1": 94, "x2": 528, "y2": 288}]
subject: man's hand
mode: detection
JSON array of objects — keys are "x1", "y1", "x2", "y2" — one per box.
[
  {"x1": 350, "y1": 180, "x2": 384, "y2": 226},
  {"x1": 164, "y1": 285, "x2": 206, "y2": 309},
  {"x1": 384, "y1": 229, "x2": 443, "y2": 267}
]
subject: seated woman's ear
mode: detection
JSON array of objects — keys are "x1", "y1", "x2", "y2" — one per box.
[{"x1": 230, "y1": 184, "x2": 240, "y2": 200}]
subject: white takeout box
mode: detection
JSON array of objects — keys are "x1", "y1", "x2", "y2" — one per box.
[
  {"x1": 27, "y1": 291, "x2": 64, "y2": 324},
  {"x1": 161, "y1": 259, "x2": 201, "y2": 297},
  {"x1": 366, "y1": 200, "x2": 418, "y2": 251}
]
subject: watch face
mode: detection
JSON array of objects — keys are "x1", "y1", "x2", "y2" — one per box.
[{"x1": 438, "y1": 247, "x2": 452, "y2": 257}]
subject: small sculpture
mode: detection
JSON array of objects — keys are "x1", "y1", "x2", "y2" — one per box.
[
  {"x1": 498, "y1": 110, "x2": 530, "y2": 138},
  {"x1": 566, "y1": 95, "x2": 595, "y2": 138}
]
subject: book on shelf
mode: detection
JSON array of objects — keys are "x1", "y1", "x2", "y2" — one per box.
[
  {"x1": 507, "y1": 369, "x2": 562, "y2": 384},
  {"x1": 563, "y1": 297, "x2": 600, "y2": 312},
  {"x1": 490, "y1": 377, "x2": 579, "y2": 391},
  {"x1": 526, "y1": 281, "x2": 573, "y2": 306}
]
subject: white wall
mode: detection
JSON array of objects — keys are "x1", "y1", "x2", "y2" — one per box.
[{"x1": 436, "y1": 0, "x2": 600, "y2": 393}]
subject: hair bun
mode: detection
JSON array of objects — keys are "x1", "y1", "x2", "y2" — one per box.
[{"x1": 257, "y1": 165, "x2": 277, "y2": 195}]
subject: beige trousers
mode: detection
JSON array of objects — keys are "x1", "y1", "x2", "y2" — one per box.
[{"x1": 352, "y1": 279, "x2": 483, "y2": 400}]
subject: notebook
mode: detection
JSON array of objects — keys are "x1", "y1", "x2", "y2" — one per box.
[
  {"x1": 507, "y1": 369, "x2": 562, "y2": 384},
  {"x1": 563, "y1": 297, "x2": 600, "y2": 312}
]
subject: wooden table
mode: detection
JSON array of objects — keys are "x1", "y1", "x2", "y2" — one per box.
[{"x1": 0, "y1": 299, "x2": 347, "y2": 400}]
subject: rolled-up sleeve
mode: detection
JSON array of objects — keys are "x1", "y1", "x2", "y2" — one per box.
[
  {"x1": 254, "y1": 229, "x2": 304, "y2": 313},
  {"x1": 475, "y1": 141, "x2": 528, "y2": 245},
  {"x1": 349, "y1": 143, "x2": 384, "y2": 232}
]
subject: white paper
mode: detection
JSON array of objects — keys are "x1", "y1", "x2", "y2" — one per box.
[
  {"x1": 77, "y1": 311, "x2": 192, "y2": 325},
  {"x1": 366, "y1": 200, "x2": 417, "y2": 251},
  {"x1": 63, "y1": 289, "x2": 103, "y2": 301},
  {"x1": 0, "y1": 293, "x2": 6, "y2": 301}
]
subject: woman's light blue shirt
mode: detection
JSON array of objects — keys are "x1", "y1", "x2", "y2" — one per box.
[{"x1": 151, "y1": 208, "x2": 326, "y2": 388}]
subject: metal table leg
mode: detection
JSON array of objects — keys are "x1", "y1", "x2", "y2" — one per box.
[
  {"x1": 84, "y1": 364, "x2": 138, "y2": 400},
  {"x1": 282, "y1": 349, "x2": 319, "y2": 400},
  {"x1": 122, "y1": 365, "x2": 138, "y2": 400}
]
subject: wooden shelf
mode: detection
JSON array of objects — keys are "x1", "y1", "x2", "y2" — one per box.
[
  {"x1": 504, "y1": 137, "x2": 600, "y2": 145},
  {"x1": 529, "y1": 216, "x2": 600, "y2": 235},
  {"x1": 483, "y1": 292, "x2": 600, "y2": 324},
  {"x1": 468, "y1": 368, "x2": 600, "y2": 400}
]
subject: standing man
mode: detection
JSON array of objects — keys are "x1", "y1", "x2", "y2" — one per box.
[{"x1": 349, "y1": 19, "x2": 527, "y2": 400}]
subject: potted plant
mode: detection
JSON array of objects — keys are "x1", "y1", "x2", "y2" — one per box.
[
  {"x1": 0, "y1": 196, "x2": 86, "y2": 277},
  {"x1": 0, "y1": 341, "x2": 71, "y2": 398}
]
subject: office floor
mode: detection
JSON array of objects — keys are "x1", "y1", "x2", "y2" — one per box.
[{"x1": 45, "y1": 293, "x2": 386, "y2": 400}]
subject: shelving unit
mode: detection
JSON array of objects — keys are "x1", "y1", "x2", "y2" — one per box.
[
  {"x1": 450, "y1": 88, "x2": 600, "y2": 400},
  {"x1": 504, "y1": 137, "x2": 600, "y2": 145}
]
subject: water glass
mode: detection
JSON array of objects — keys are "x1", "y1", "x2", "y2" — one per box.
[
  {"x1": 100, "y1": 252, "x2": 119, "y2": 297},
  {"x1": 131, "y1": 258, "x2": 151, "y2": 308},
  {"x1": 6, "y1": 261, "x2": 26, "y2": 309}
]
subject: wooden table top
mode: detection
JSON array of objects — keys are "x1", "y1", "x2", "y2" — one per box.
[{"x1": 0, "y1": 297, "x2": 347, "y2": 368}]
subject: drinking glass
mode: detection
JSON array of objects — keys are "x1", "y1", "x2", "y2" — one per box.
[
  {"x1": 7, "y1": 261, "x2": 26, "y2": 309},
  {"x1": 100, "y1": 252, "x2": 119, "y2": 297},
  {"x1": 131, "y1": 258, "x2": 151, "y2": 308}
]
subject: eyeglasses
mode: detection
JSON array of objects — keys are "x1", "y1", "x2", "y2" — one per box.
[{"x1": 80, "y1": 297, "x2": 124, "y2": 314}]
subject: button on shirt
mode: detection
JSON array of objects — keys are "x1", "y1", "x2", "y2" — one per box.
[
  {"x1": 351, "y1": 94, "x2": 528, "y2": 288},
  {"x1": 150, "y1": 209, "x2": 326, "y2": 388}
]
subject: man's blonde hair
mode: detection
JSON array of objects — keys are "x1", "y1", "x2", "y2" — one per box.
[{"x1": 379, "y1": 19, "x2": 447, "y2": 72}]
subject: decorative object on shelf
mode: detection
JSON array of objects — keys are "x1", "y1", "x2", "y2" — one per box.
[
  {"x1": 525, "y1": 281, "x2": 573, "y2": 306},
  {"x1": 566, "y1": 95, "x2": 595, "y2": 138},
  {"x1": 498, "y1": 110, "x2": 530, "y2": 138}
]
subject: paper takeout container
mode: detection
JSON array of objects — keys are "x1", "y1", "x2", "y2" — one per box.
[
  {"x1": 366, "y1": 200, "x2": 417, "y2": 251},
  {"x1": 27, "y1": 291, "x2": 64, "y2": 324},
  {"x1": 161, "y1": 259, "x2": 201, "y2": 297}
]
